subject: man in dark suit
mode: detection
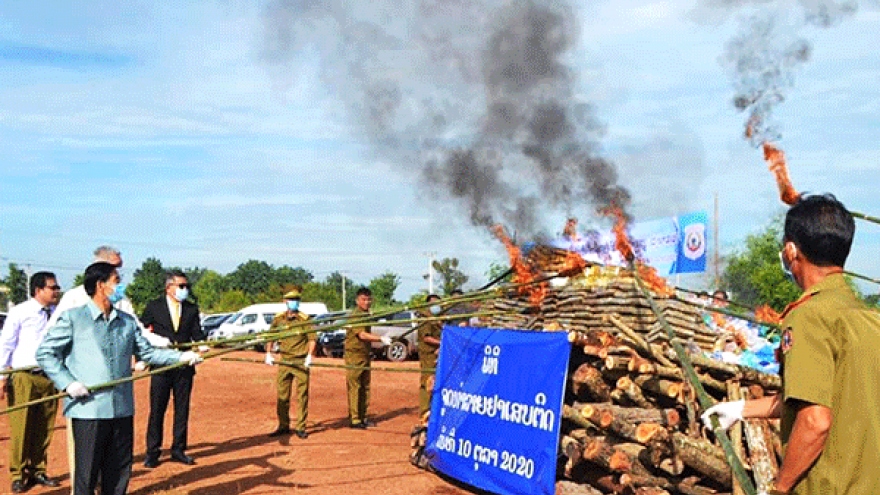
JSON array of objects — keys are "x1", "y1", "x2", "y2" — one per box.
[{"x1": 140, "y1": 270, "x2": 205, "y2": 468}]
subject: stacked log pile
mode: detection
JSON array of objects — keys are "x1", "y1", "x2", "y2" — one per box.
[
  {"x1": 412, "y1": 246, "x2": 783, "y2": 494},
  {"x1": 486, "y1": 274, "x2": 718, "y2": 352}
]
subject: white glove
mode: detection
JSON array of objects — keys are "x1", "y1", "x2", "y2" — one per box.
[
  {"x1": 304, "y1": 354, "x2": 313, "y2": 368},
  {"x1": 133, "y1": 361, "x2": 147, "y2": 372},
  {"x1": 179, "y1": 351, "x2": 203, "y2": 366},
  {"x1": 66, "y1": 381, "x2": 90, "y2": 399},
  {"x1": 380, "y1": 335, "x2": 393, "y2": 346},
  {"x1": 198, "y1": 345, "x2": 210, "y2": 353},
  {"x1": 264, "y1": 354, "x2": 275, "y2": 366},
  {"x1": 143, "y1": 332, "x2": 171, "y2": 348},
  {"x1": 700, "y1": 399, "x2": 745, "y2": 430}
]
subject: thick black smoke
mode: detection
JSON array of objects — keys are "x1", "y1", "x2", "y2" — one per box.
[
  {"x1": 262, "y1": 0, "x2": 630, "y2": 235},
  {"x1": 703, "y1": 0, "x2": 860, "y2": 144}
]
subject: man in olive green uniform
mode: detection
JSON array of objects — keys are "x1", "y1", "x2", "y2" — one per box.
[
  {"x1": 344, "y1": 287, "x2": 391, "y2": 429},
  {"x1": 266, "y1": 287, "x2": 315, "y2": 439},
  {"x1": 417, "y1": 294, "x2": 443, "y2": 417},
  {"x1": 702, "y1": 194, "x2": 880, "y2": 495}
]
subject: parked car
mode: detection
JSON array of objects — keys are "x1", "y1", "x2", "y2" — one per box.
[
  {"x1": 370, "y1": 310, "x2": 420, "y2": 362},
  {"x1": 200, "y1": 312, "x2": 233, "y2": 336},
  {"x1": 314, "y1": 310, "x2": 350, "y2": 358},
  {"x1": 209, "y1": 302, "x2": 329, "y2": 342}
]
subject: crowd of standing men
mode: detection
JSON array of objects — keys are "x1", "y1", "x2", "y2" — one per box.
[{"x1": 0, "y1": 246, "x2": 456, "y2": 495}]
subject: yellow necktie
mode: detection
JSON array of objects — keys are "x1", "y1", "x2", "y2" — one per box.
[{"x1": 171, "y1": 300, "x2": 180, "y2": 331}]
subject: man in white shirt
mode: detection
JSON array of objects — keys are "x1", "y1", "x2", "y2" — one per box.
[{"x1": 0, "y1": 271, "x2": 63, "y2": 493}]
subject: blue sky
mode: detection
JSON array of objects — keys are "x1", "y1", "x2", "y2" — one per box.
[{"x1": 1, "y1": 0, "x2": 878, "y2": 300}]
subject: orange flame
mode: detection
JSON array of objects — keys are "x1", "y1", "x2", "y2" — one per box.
[
  {"x1": 599, "y1": 205, "x2": 673, "y2": 297},
  {"x1": 755, "y1": 304, "x2": 782, "y2": 325},
  {"x1": 558, "y1": 251, "x2": 587, "y2": 278},
  {"x1": 491, "y1": 225, "x2": 547, "y2": 306},
  {"x1": 763, "y1": 143, "x2": 801, "y2": 206},
  {"x1": 746, "y1": 118, "x2": 801, "y2": 206},
  {"x1": 636, "y1": 263, "x2": 675, "y2": 297},
  {"x1": 599, "y1": 204, "x2": 634, "y2": 262}
]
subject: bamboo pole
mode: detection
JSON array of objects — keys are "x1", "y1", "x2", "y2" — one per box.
[
  {"x1": 629, "y1": 261, "x2": 757, "y2": 495},
  {"x1": 0, "y1": 341, "x2": 256, "y2": 416},
  {"x1": 852, "y1": 210, "x2": 880, "y2": 226},
  {"x1": 0, "y1": 365, "x2": 38, "y2": 377},
  {"x1": 844, "y1": 270, "x2": 880, "y2": 286},
  {"x1": 174, "y1": 310, "x2": 503, "y2": 350},
  {"x1": 220, "y1": 357, "x2": 435, "y2": 374}
]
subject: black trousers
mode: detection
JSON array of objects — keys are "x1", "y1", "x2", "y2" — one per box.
[
  {"x1": 146, "y1": 367, "x2": 194, "y2": 458},
  {"x1": 72, "y1": 417, "x2": 133, "y2": 495}
]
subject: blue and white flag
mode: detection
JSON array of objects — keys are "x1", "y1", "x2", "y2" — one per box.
[{"x1": 672, "y1": 211, "x2": 708, "y2": 274}]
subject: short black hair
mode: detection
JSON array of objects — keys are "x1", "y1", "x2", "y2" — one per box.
[
  {"x1": 165, "y1": 270, "x2": 188, "y2": 286},
  {"x1": 450, "y1": 289, "x2": 464, "y2": 296},
  {"x1": 356, "y1": 287, "x2": 372, "y2": 297},
  {"x1": 30, "y1": 271, "x2": 56, "y2": 297},
  {"x1": 84, "y1": 262, "x2": 118, "y2": 296},
  {"x1": 712, "y1": 290, "x2": 728, "y2": 301},
  {"x1": 426, "y1": 293, "x2": 441, "y2": 302},
  {"x1": 784, "y1": 193, "x2": 854, "y2": 267}
]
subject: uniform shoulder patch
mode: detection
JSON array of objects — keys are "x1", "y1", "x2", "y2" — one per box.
[{"x1": 780, "y1": 327, "x2": 794, "y2": 354}]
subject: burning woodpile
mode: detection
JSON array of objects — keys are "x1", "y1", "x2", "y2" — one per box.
[
  {"x1": 500, "y1": 245, "x2": 780, "y2": 495},
  {"x1": 411, "y1": 242, "x2": 782, "y2": 495}
]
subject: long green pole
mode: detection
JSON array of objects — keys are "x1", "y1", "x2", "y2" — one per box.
[
  {"x1": 176, "y1": 271, "x2": 568, "y2": 350},
  {"x1": 630, "y1": 261, "x2": 757, "y2": 495},
  {"x1": 174, "y1": 310, "x2": 502, "y2": 350},
  {"x1": 0, "y1": 341, "x2": 256, "y2": 416},
  {"x1": 220, "y1": 357, "x2": 434, "y2": 374},
  {"x1": 845, "y1": 270, "x2": 880, "y2": 285},
  {"x1": 852, "y1": 210, "x2": 880, "y2": 226}
]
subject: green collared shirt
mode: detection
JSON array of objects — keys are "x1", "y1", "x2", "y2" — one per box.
[{"x1": 780, "y1": 273, "x2": 880, "y2": 495}]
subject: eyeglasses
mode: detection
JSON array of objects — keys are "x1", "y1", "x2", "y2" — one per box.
[
  {"x1": 172, "y1": 283, "x2": 190, "y2": 289},
  {"x1": 46, "y1": 285, "x2": 61, "y2": 291}
]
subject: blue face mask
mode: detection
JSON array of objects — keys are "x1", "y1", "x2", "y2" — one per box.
[
  {"x1": 287, "y1": 300, "x2": 300, "y2": 312},
  {"x1": 108, "y1": 283, "x2": 126, "y2": 304},
  {"x1": 429, "y1": 304, "x2": 442, "y2": 315},
  {"x1": 175, "y1": 287, "x2": 189, "y2": 302}
]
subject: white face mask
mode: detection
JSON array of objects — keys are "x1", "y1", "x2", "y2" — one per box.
[
  {"x1": 779, "y1": 248, "x2": 796, "y2": 284},
  {"x1": 175, "y1": 287, "x2": 189, "y2": 301}
]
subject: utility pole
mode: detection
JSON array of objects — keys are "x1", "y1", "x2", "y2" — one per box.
[
  {"x1": 425, "y1": 252, "x2": 436, "y2": 294},
  {"x1": 341, "y1": 272, "x2": 347, "y2": 311}
]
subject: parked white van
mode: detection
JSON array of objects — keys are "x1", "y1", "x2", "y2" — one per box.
[{"x1": 208, "y1": 302, "x2": 329, "y2": 341}]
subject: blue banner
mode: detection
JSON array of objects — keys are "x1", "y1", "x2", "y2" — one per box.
[
  {"x1": 671, "y1": 211, "x2": 708, "y2": 274},
  {"x1": 425, "y1": 326, "x2": 570, "y2": 495},
  {"x1": 547, "y1": 211, "x2": 708, "y2": 275}
]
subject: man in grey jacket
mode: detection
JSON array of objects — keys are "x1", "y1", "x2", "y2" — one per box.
[{"x1": 37, "y1": 262, "x2": 202, "y2": 495}]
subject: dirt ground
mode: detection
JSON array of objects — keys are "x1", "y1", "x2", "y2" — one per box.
[{"x1": 0, "y1": 352, "x2": 477, "y2": 495}]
